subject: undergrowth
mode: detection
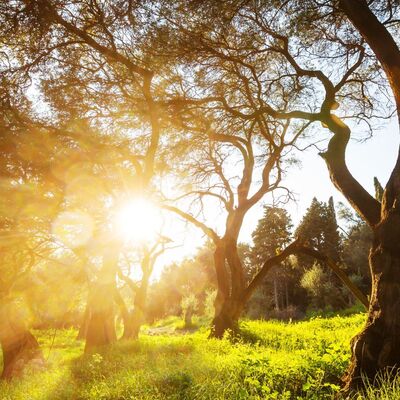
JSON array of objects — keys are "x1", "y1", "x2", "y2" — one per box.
[{"x1": 1, "y1": 314, "x2": 397, "y2": 399}]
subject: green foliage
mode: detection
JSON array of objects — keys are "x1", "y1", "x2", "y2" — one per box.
[
  {"x1": 146, "y1": 242, "x2": 216, "y2": 322},
  {"x1": 204, "y1": 289, "x2": 217, "y2": 319},
  {"x1": 295, "y1": 197, "x2": 342, "y2": 263},
  {"x1": 181, "y1": 294, "x2": 199, "y2": 328},
  {"x1": 251, "y1": 206, "x2": 293, "y2": 266},
  {"x1": 295, "y1": 197, "x2": 348, "y2": 311},
  {"x1": 248, "y1": 206, "x2": 298, "y2": 318}
]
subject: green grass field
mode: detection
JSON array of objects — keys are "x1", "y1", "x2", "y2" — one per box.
[{"x1": 1, "y1": 314, "x2": 400, "y2": 399}]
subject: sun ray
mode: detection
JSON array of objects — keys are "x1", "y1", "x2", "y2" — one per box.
[{"x1": 115, "y1": 198, "x2": 162, "y2": 244}]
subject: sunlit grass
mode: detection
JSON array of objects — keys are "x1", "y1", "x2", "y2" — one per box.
[{"x1": 3, "y1": 313, "x2": 396, "y2": 400}]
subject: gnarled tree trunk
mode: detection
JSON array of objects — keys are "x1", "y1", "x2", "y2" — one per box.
[
  {"x1": 84, "y1": 247, "x2": 119, "y2": 353},
  {"x1": 121, "y1": 289, "x2": 147, "y2": 340},
  {"x1": 210, "y1": 238, "x2": 245, "y2": 338},
  {"x1": 121, "y1": 254, "x2": 152, "y2": 340},
  {"x1": 76, "y1": 298, "x2": 90, "y2": 341},
  {"x1": 343, "y1": 195, "x2": 400, "y2": 391},
  {"x1": 84, "y1": 283, "x2": 117, "y2": 353},
  {"x1": 329, "y1": 0, "x2": 400, "y2": 392},
  {"x1": 0, "y1": 303, "x2": 43, "y2": 380}
]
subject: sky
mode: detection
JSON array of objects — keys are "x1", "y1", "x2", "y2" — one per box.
[{"x1": 152, "y1": 117, "x2": 399, "y2": 277}]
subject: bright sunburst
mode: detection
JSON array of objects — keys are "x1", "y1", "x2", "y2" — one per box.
[{"x1": 115, "y1": 198, "x2": 162, "y2": 243}]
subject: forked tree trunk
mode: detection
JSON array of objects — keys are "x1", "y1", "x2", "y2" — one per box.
[
  {"x1": 0, "y1": 303, "x2": 43, "y2": 380},
  {"x1": 121, "y1": 260, "x2": 151, "y2": 340}
]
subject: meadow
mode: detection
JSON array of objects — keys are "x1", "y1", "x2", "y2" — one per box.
[{"x1": 2, "y1": 313, "x2": 399, "y2": 400}]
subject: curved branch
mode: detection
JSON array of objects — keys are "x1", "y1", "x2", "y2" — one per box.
[
  {"x1": 320, "y1": 115, "x2": 381, "y2": 226},
  {"x1": 37, "y1": 0, "x2": 152, "y2": 78},
  {"x1": 243, "y1": 239, "x2": 369, "y2": 309},
  {"x1": 162, "y1": 205, "x2": 220, "y2": 244}
]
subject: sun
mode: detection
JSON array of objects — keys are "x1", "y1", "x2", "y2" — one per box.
[{"x1": 115, "y1": 198, "x2": 162, "y2": 243}]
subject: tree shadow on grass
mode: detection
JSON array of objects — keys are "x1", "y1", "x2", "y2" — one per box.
[{"x1": 47, "y1": 339, "x2": 197, "y2": 399}]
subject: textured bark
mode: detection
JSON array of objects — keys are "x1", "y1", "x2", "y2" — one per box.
[
  {"x1": 1, "y1": 331, "x2": 42, "y2": 380},
  {"x1": 0, "y1": 304, "x2": 43, "y2": 380},
  {"x1": 210, "y1": 238, "x2": 246, "y2": 338},
  {"x1": 76, "y1": 299, "x2": 90, "y2": 340},
  {"x1": 333, "y1": 0, "x2": 400, "y2": 392},
  {"x1": 320, "y1": 119, "x2": 380, "y2": 227},
  {"x1": 211, "y1": 298, "x2": 243, "y2": 339},
  {"x1": 210, "y1": 242, "x2": 231, "y2": 338},
  {"x1": 84, "y1": 283, "x2": 117, "y2": 353},
  {"x1": 343, "y1": 213, "x2": 400, "y2": 392},
  {"x1": 122, "y1": 294, "x2": 146, "y2": 340},
  {"x1": 121, "y1": 255, "x2": 152, "y2": 340},
  {"x1": 84, "y1": 247, "x2": 119, "y2": 353}
]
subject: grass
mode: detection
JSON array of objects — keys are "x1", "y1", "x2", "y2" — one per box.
[{"x1": 0, "y1": 313, "x2": 397, "y2": 399}]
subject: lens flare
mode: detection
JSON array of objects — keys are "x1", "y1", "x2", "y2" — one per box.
[
  {"x1": 52, "y1": 210, "x2": 94, "y2": 248},
  {"x1": 115, "y1": 198, "x2": 161, "y2": 243}
]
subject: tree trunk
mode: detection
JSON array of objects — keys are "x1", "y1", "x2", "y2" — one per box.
[
  {"x1": 211, "y1": 299, "x2": 243, "y2": 338},
  {"x1": 76, "y1": 299, "x2": 90, "y2": 340},
  {"x1": 121, "y1": 275, "x2": 149, "y2": 340},
  {"x1": 343, "y1": 212, "x2": 400, "y2": 392},
  {"x1": 84, "y1": 283, "x2": 117, "y2": 353},
  {"x1": 184, "y1": 308, "x2": 193, "y2": 327},
  {"x1": 210, "y1": 241, "x2": 230, "y2": 338},
  {"x1": 285, "y1": 280, "x2": 289, "y2": 309},
  {"x1": 211, "y1": 236, "x2": 247, "y2": 338},
  {"x1": 0, "y1": 303, "x2": 43, "y2": 380},
  {"x1": 273, "y1": 278, "x2": 280, "y2": 311},
  {"x1": 122, "y1": 309, "x2": 144, "y2": 340},
  {"x1": 325, "y1": 2, "x2": 400, "y2": 392},
  {"x1": 84, "y1": 247, "x2": 119, "y2": 352}
]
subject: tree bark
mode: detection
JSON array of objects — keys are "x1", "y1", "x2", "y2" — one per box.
[
  {"x1": 211, "y1": 242, "x2": 247, "y2": 337},
  {"x1": 0, "y1": 303, "x2": 43, "y2": 380},
  {"x1": 210, "y1": 241, "x2": 238, "y2": 338},
  {"x1": 343, "y1": 213, "x2": 400, "y2": 392},
  {"x1": 84, "y1": 283, "x2": 117, "y2": 353},
  {"x1": 273, "y1": 279, "x2": 280, "y2": 311},
  {"x1": 84, "y1": 247, "x2": 119, "y2": 353},
  {"x1": 332, "y1": 0, "x2": 400, "y2": 392},
  {"x1": 121, "y1": 256, "x2": 152, "y2": 340},
  {"x1": 122, "y1": 292, "x2": 146, "y2": 340},
  {"x1": 76, "y1": 298, "x2": 90, "y2": 340}
]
